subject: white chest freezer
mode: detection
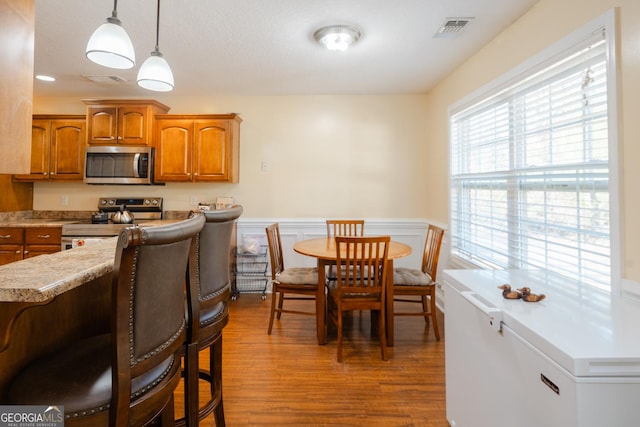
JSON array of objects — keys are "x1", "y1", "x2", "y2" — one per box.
[{"x1": 443, "y1": 269, "x2": 640, "y2": 427}]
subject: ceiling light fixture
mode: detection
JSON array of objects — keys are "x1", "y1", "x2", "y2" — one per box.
[
  {"x1": 137, "y1": 0, "x2": 174, "y2": 92},
  {"x1": 35, "y1": 75, "x2": 56, "y2": 82},
  {"x1": 85, "y1": 0, "x2": 136, "y2": 69},
  {"x1": 314, "y1": 25, "x2": 361, "y2": 51}
]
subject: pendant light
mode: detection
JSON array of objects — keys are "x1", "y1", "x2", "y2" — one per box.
[
  {"x1": 86, "y1": 0, "x2": 136, "y2": 69},
  {"x1": 137, "y1": 0, "x2": 174, "y2": 92}
]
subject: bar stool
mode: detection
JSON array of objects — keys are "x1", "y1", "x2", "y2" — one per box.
[
  {"x1": 7, "y1": 214, "x2": 205, "y2": 426},
  {"x1": 179, "y1": 206, "x2": 243, "y2": 427}
]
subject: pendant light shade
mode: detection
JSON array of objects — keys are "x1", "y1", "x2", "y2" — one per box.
[
  {"x1": 137, "y1": 0, "x2": 174, "y2": 92},
  {"x1": 86, "y1": 0, "x2": 135, "y2": 69},
  {"x1": 137, "y1": 51, "x2": 174, "y2": 91}
]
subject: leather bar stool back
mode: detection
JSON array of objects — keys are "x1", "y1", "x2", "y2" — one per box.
[
  {"x1": 179, "y1": 205, "x2": 243, "y2": 427},
  {"x1": 7, "y1": 214, "x2": 206, "y2": 426}
]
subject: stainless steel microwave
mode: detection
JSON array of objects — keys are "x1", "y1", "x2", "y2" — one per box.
[{"x1": 84, "y1": 146, "x2": 154, "y2": 185}]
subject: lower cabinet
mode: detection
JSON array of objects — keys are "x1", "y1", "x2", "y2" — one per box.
[
  {"x1": 0, "y1": 228, "x2": 23, "y2": 266},
  {"x1": 0, "y1": 227, "x2": 61, "y2": 266},
  {"x1": 24, "y1": 228, "x2": 62, "y2": 259}
]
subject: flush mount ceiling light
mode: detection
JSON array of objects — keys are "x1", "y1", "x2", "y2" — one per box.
[
  {"x1": 137, "y1": 0, "x2": 174, "y2": 92},
  {"x1": 85, "y1": 0, "x2": 136, "y2": 69},
  {"x1": 314, "y1": 25, "x2": 361, "y2": 51},
  {"x1": 35, "y1": 75, "x2": 56, "y2": 82}
]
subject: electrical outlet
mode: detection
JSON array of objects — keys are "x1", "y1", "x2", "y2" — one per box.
[
  {"x1": 61, "y1": 195, "x2": 69, "y2": 206},
  {"x1": 190, "y1": 195, "x2": 198, "y2": 205},
  {"x1": 261, "y1": 160, "x2": 270, "y2": 173}
]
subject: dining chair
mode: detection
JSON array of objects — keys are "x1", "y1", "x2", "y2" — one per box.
[
  {"x1": 393, "y1": 224, "x2": 445, "y2": 340},
  {"x1": 325, "y1": 219, "x2": 365, "y2": 281},
  {"x1": 266, "y1": 223, "x2": 319, "y2": 335},
  {"x1": 179, "y1": 206, "x2": 243, "y2": 427},
  {"x1": 7, "y1": 214, "x2": 206, "y2": 426},
  {"x1": 328, "y1": 235, "x2": 390, "y2": 362},
  {"x1": 326, "y1": 219, "x2": 365, "y2": 238}
]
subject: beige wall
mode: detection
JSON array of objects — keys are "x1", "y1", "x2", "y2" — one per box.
[
  {"x1": 33, "y1": 95, "x2": 430, "y2": 218},
  {"x1": 422, "y1": 0, "x2": 640, "y2": 282}
]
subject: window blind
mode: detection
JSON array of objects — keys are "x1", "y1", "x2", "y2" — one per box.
[{"x1": 449, "y1": 29, "x2": 612, "y2": 291}]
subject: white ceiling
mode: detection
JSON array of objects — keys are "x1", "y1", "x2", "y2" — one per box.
[{"x1": 33, "y1": 0, "x2": 538, "y2": 98}]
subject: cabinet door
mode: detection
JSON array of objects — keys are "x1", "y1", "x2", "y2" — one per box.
[
  {"x1": 13, "y1": 120, "x2": 50, "y2": 180},
  {"x1": 87, "y1": 106, "x2": 117, "y2": 145},
  {"x1": 155, "y1": 119, "x2": 193, "y2": 181},
  {"x1": 49, "y1": 120, "x2": 85, "y2": 180},
  {"x1": 193, "y1": 120, "x2": 231, "y2": 182},
  {"x1": 118, "y1": 106, "x2": 149, "y2": 146},
  {"x1": 0, "y1": 245, "x2": 23, "y2": 266},
  {"x1": 0, "y1": 228, "x2": 24, "y2": 266}
]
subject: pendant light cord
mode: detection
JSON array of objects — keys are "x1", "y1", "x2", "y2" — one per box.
[
  {"x1": 154, "y1": 0, "x2": 161, "y2": 52},
  {"x1": 112, "y1": 0, "x2": 119, "y2": 19}
]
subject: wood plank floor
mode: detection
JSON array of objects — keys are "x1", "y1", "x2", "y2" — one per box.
[{"x1": 174, "y1": 294, "x2": 448, "y2": 426}]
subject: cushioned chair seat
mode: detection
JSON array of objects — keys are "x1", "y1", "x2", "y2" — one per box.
[
  {"x1": 8, "y1": 334, "x2": 174, "y2": 418},
  {"x1": 393, "y1": 267, "x2": 433, "y2": 286},
  {"x1": 277, "y1": 267, "x2": 319, "y2": 285}
]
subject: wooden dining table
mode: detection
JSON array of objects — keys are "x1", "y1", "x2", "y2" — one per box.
[{"x1": 293, "y1": 237, "x2": 412, "y2": 346}]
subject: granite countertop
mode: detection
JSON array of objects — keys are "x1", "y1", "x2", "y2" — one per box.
[
  {"x1": 0, "y1": 218, "x2": 186, "y2": 303},
  {"x1": 0, "y1": 219, "x2": 84, "y2": 227},
  {"x1": 0, "y1": 238, "x2": 117, "y2": 303}
]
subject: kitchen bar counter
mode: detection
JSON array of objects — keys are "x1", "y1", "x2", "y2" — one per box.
[{"x1": 0, "y1": 237, "x2": 117, "y2": 302}]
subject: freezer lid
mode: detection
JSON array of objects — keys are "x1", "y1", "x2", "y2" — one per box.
[{"x1": 443, "y1": 269, "x2": 640, "y2": 377}]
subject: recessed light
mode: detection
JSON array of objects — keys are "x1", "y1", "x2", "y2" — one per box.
[{"x1": 35, "y1": 74, "x2": 56, "y2": 82}]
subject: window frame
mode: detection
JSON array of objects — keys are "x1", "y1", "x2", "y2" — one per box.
[{"x1": 447, "y1": 9, "x2": 621, "y2": 293}]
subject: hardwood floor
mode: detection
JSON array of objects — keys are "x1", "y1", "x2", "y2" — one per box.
[{"x1": 174, "y1": 294, "x2": 448, "y2": 426}]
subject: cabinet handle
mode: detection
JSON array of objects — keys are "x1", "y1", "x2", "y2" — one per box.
[
  {"x1": 23, "y1": 250, "x2": 29, "y2": 254},
  {"x1": 50, "y1": 172, "x2": 55, "y2": 175},
  {"x1": 16, "y1": 250, "x2": 22, "y2": 254},
  {"x1": 43, "y1": 172, "x2": 48, "y2": 176},
  {"x1": 194, "y1": 173, "x2": 198, "y2": 176},
  {"x1": 37, "y1": 234, "x2": 51, "y2": 239},
  {"x1": 0, "y1": 234, "x2": 11, "y2": 239}
]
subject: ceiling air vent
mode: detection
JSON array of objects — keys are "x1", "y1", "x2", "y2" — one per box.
[
  {"x1": 83, "y1": 75, "x2": 127, "y2": 84},
  {"x1": 434, "y1": 18, "x2": 474, "y2": 38}
]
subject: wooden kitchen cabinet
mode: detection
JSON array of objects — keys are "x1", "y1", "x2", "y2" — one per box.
[
  {"x1": 24, "y1": 227, "x2": 61, "y2": 259},
  {"x1": 13, "y1": 115, "x2": 86, "y2": 182},
  {"x1": 0, "y1": 227, "x2": 24, "y2": 266},
  {"x1": 0, "y1": 227, "x2": 61, "y2": 265},
  {"x1": 84, "y1": 99, "x2": 170, "y2": 146},
  {"x1": 154, "y1": 114, "x2": 241, "y2": 183}
]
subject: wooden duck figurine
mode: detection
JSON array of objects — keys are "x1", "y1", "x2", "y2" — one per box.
[
  {"x1": 497, "y1": 284, "x2": 522, "y2": 299},
  {"x1": 518, "y1": 287, "x2": 546, "y2": 302}
]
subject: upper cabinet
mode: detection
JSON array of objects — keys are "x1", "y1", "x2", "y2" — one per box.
[
  {"x1": 155, "y1": 114, "x2": 241, "y2": 183},
  {"x1": 13, "y1": 115, "x2": 86, "y2": 182},
  {"x1": 83, "y1": 99, "x2": 170, "y2": 146}
]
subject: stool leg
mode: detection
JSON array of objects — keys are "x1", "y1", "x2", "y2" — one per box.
[
  {"x1": 211, "y1": 335, "x2": 226, "y2": 426},
  {"x1": 184, "y1": 343, "x2": 199, "y2": 427}
]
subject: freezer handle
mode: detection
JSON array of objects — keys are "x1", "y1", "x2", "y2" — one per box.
[{"x1": 461, "y1": 291, "x2": 503, "y2": 332}]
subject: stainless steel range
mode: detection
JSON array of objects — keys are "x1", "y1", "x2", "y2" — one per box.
[{"x1": 61, "y1": 197, "x2": 163, "y2": 250}]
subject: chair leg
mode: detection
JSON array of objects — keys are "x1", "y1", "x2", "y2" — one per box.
[
  {"x1": 421, "y1": 295, "x2": 430, "y2": 324},
  {"x1": 430, "y1": 289, "x2": 441, "y2": 341},
  {"x1": 276, "y1": 291, "x2": 285, "y2": 319},
  {"x1": 268, "y1": 287, "x2": 277, "y2": 334},
  {"x1": 379, "y1": 308, "x2": 387, "y2": 361},
  {"x1": 211, "y1": 337, "x2": 226, "y2": 426},
  {"x1": 336, "y1": 302, "x2": 343, "y2": 363}
]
